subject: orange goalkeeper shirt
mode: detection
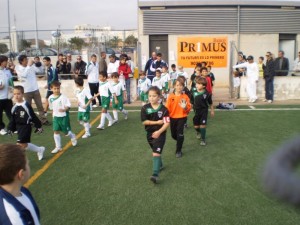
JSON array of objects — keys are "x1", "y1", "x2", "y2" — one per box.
[{"x1": 166, "y1": 93, "x2": 191, "y2": 118}]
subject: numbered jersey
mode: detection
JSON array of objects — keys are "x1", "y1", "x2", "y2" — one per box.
[
  {"x1": 76, "y1": 88, "x2": 92, "y2": 112},
  {"x1": 49, "y1": 94, "x2": 71, "y2": 117},
  {"x1": 141, "y1": 103, "x2": 170, "y2": 133}
]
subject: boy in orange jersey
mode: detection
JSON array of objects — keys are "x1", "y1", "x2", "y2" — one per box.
[{"x1": 166, "y1": 78, "x2": 191, "y2": 158}]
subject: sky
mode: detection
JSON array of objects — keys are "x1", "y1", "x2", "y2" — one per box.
[{"x1": 0, "y1": 0, "x2": 138, "y2": 37}]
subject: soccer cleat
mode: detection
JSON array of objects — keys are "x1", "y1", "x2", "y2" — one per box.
[
  {"x1": 71, "y1": 137, "x2": 77, "y2": 146},
  {"x1": 37, "y1": 147, "x2": 45, "y2": 160},
  {"x1": 51, "y1": 147, "x2": 62, "y2": 154},
  {"x1": 92, "y1": 104, "x2": 97, "y2": 108},
  {"x1": 176, "y1": 152, "x2": 182, "y2": 158},
  {"x1": 82, "y1": 132, "x2": 91, "y2": 139},
  {"x1": 113, "y1": 119, "x2": 119, "y2": 124},
  {"x1": 97, "y1": 125, "x2": 105, "y2": 130},
  {"x1": 0, "y1": 129, "x2": 7, "y2": 135},
  {"x1": 196, "y1": 132, "x2": 201, "y2": 139},
  {"x1": 124, "y1": 110, "x2": 128, "y2": 120},
  {"x1": 268, "y1": 100, "x2": 273, "y2": 103},
  {"x1": 150, "y1": 175, "x2": 158, "y2": 184},
  {"x1": 200, "y1": 140, "x2": 207, "y2": 146}
]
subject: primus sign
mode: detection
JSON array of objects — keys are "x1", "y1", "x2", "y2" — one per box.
[{"x1": 177, "y1": 37, "x2": 228, "y2": 68}]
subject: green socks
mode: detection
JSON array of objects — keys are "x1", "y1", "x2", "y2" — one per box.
[
  {"x1": 153, "y1": 156, "x2": 161, "y2": 176},
  {"x1": 200, "y1": 128, "x2": 206, "y2": 140}
]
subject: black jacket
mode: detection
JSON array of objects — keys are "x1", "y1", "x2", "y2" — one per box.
[{"x1": 274, "y1": 57, "x2": 289, "y2": 76}]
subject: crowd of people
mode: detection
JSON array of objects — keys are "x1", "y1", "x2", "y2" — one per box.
[{"x1": 233, "y1": 50, "x2": 299, "y2": 103}]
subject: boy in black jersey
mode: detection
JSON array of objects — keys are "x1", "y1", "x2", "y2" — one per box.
[
  {"x1": 193, "y1": 77, "x2": 214, "y2": 146},
  {"x1": 141, "y1": 86, "x2": 170, "y2": 184},
  {"x1": 8, "y1": 86, "x2": 45, "y2": 160}
]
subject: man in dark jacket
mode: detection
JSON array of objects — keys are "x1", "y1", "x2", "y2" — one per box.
[
  {"x1": 74, "y1": 56, "x2": 87, "y2": 79},
  {"x1": 274, "y1": 50, "x2": 289, "y2": 76},
  {"x1": 264, "y1": 52, "x2": 276, "y2": 103},
  {"x1": 99, "y1": 52, "x2": 107, "y2": 73},
  {"x1": 144, "y1": 52, "x2": 157, "y2": 81}
]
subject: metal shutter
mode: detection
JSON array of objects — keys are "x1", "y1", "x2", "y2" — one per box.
[
  {"x1": 143, "y1": 8, "x2": 238, "y2": 35},
  {"x1": 240, "y1": 8, "x2": 300, "y2": 33}
]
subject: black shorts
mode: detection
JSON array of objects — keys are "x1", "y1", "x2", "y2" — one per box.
[
  {"x1": 17, "y1": 125, "x2": 32, "y2": 143},
  {"x1": 147, "y1": 132, "x2": 166, "y2": 154},
  {"x1": 46, "y1": 90, "x2": 53, "y2": 99},
  {"x1": 193, "y1": 111, "x2": 208, "y2": 126}
]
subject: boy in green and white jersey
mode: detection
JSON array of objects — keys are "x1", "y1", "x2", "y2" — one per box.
[
  {"x1": 75, "y1": 77, "x2": 93, "y2": 138},
  {"x1": 95, "y1": 71, "x2": 117, "y2": 130},
  {"x1": 48, "y1": 81, "x2": 77, "y2": 153},
  {"x1": 111, "y1": 72, "x2": 128, "y2": 122}
]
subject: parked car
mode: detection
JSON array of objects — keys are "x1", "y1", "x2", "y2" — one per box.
[
  {"x1": 121, "y1": 47, "x2": 135, "y2": 54},
  {"x1": 18, "y1": 48, "x2": 57, "y2": 57}
]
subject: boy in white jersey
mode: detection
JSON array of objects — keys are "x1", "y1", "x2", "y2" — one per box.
[
  {"x1": 75, "y1": 77, "x2": 93, "y2": 138},
  {"x1": 48, "y1": 81, "x2": 77, "y2": 153},
  {"x1": 137, "y1": 71, "x2": 151, "y2": 105},
  {"x1": 111, "y1": 72, "x2": 128, "y2": 122},
  {"x1": 169, "y1": 64, "x2": 177, "y2": 88},
  {"x1": 0, "y1": 144, "x2": 41, "y2": 225},
  {"x1": 177, "y1": 65, "x2": 189, "y2": 86},
  {"x1": 152, "y1": 69, "x2": 164, "y2": 92},
  {"x1": 161, "y1": 65, "x2": 171, "y2": 102},
  {"x1": 95, "y1": 71, "x2": 117, "y2": 130}
]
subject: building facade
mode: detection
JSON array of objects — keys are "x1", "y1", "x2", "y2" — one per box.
[{"x1": 138, "y1": 0, "x2": 300, "y2": 87}]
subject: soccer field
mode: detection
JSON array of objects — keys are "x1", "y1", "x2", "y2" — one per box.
[{"x1": 1, "y1": 106, "x2": 300, "y2": 225}]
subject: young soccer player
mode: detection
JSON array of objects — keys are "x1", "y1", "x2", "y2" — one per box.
[
  {"x1": 166, "y1": 79, "x2": 191, "y2": 158},
  {"x1": 111, "y1": 72, "x2": 128, "y2": 122},
  {"x1": 137, "y1": 71, "x2": 151, "y2": 106},
  {"x1": 200, "y1": 67, "x2": 213, "y2": 94},
  {"x1": 152, "y1": 69, "x2": 164, "y2": 92},
  {"x1": 193, "y1": 77, "x2": 214, "y2": 146},
  {"x1": 0, "y1": 144, "x2": 41, "y2": 224},
  {"x1": 95, "y1": 71, "x2": 117, "y2": 129},
  {"x1": 7, "y1": 86, "x2": 45, "y2": 161},
  {"x1": 7, "y1": 85, "x2": 45, "y2": 159},
  {"x1": 169, "y1": 64, "x2": 177, "y2": 88},
  {"x1": 161, "y1": 65, "x2": 170, "y2": 102},
  {"x1": 43, "y1": 56, "x2": 58, "y2": 116},
  {"x1": 75, "y1": 77, "x2": 93, "y2": 138},
  {"x1": 177, "y1": 65, "x2": 189, "y2": 86},
  {"x1": 48, "y1": 81, "x2": 77, "y2": 153},
  {"x1": 207, "y1": 66, "x2": 216, "y2": 87},
  {"x1": 141, "y1": 86, "x2": 170, "y2": 184}
]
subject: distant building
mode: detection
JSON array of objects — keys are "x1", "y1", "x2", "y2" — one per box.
[{"x1": 138, "y1": 0, "x2": 300, "y2": 87}]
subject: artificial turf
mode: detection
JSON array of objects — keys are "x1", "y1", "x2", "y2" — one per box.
[{"x1": 1, "y1": 108, "x2": 300, "y2": 225}]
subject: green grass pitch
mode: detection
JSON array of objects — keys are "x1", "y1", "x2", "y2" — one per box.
[{"x1": 1, "y1": 107, "x2": 300, "y2": 225}]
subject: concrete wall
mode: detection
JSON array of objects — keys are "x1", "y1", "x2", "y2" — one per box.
[{"x1": 239, "y1": 76, "x2": 300, "y2": 100}]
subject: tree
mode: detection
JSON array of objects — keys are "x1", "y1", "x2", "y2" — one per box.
[
  {"x1": 0, "y1": 43, "x2": 8, "y2": 53},
  {"x1": 68, "y1": 37, "x2": 86, "y2": 51},
  {"x1": 125, "y1": 35, "x2": 138, "y2": 47},
  {"x1": 19, "y1": 39, "x2": 31, "y2": 51},
  {"x1": 109, "y1": 36, "x2": 122, "y2": 48}
]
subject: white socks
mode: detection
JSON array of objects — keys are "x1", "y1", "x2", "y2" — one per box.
[
  {"x1": 106, "y1": 113, "x2": 113, "y2": 122},
  {"x1": 113, "y1": 110, "x2": 118, "y2": 121},
  {"x1": 54, "y1": 134, "x2": 61, "y2": 149},
  {"x1": 26, "y1": 143, "x2": 41, "y2": 153},
  {"x1": 66, "y1": 131, "x2": 75, "y2": 139},
  {"x1": 84, "y1": 122, "x2": 90, "y2": 133},
  {"x1": 100, "y1": 113, "x2": 106, "y2": 127},
  {"x1": 122, "y1": 109, "x2": 127, "y2": 115}
]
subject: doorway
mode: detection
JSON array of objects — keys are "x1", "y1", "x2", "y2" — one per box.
[
  {"x1": 279, "y1": 34, "x2": 297, "y2": 74},
  {"x1": 149, "y1": 35, "x2": 168, "y2": 64}
]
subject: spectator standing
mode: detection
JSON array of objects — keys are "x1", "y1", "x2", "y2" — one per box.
[
  {"x1": 144, "y1": 52, "x2": 157, "y2": 81},
  {"x1": 66, "y1": 53, "x2": 74, "y2": 74},
  {"x1": 258, "y1": 56, "x2": 265, "y2": 78},
  {"x1": 264, "y1": 52, "x2": 276, "y2": 103},
  {"x1": 15, "y1": 55, "x2": 49, "y2": 125},
  {"x1": 118, "y1": 56, "x2": 132, "y2": 104},
  {"x1": 85, "y1": 54, "x2": 101, "y2": 107},
  {"x1": 236, "y1": 53, "x2": 246, "y2": 76},
  {"x1": 57, "y1": 55, "x2": 71, "y2": 79},
  {"x1": 0, "y1": 55, "x2": 14, "y2": 135},
  {"x1": 107, "y1": 55, "x2": 120, "y2": 77},
  {"x1": 99, "y1": 52, "x2": 107, "y2": 73},
  {"x1": 33, "y1": 56, "x2": 45, "y2": 78},
  {"x1": 274, "y1": 50, "x2": 289, "y2": 76},
  {"x1": 292, "y1": 51, "x2": 300, "y2": 76},
  {"x1": 74, "y1": 56, "x2": 87, "y2": 79}
]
